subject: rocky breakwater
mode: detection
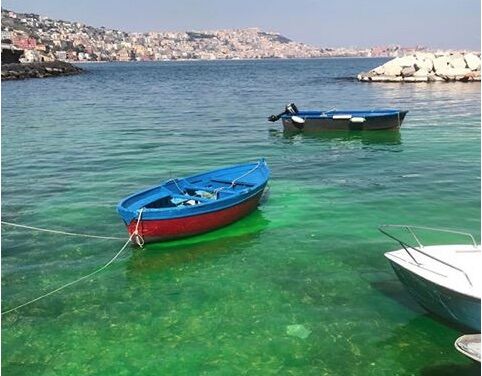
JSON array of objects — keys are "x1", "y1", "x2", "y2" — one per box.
[
  {"x1": 1, "y1": 61, "x2": 82, "y2": 81},
  {"x1": 358, "y1": 52, "x2": 481, "y2": 82}
]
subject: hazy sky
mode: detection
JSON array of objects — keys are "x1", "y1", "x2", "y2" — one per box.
[{"x1": 3, "y1": 0, "x2": 481, "y2": 49}]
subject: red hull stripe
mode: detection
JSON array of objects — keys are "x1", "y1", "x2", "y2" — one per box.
[{"x1": 127, "y1": 191, "x2": 263, "y2": 242}]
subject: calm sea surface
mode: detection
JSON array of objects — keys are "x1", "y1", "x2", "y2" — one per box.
[{"x1": 2, "y1": 59, "x2": 480, "y2": 375}]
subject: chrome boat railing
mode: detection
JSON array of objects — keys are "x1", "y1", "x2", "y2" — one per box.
[{"x1": 379, "y1": 224, "x2": 480, "y2": 288}]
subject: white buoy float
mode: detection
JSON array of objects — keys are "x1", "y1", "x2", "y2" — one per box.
[
  {"x1": 332, "y1": 114, "x2": 352, "y2": 120},
  {"x1": 350, "y1": 117, "x2": 366, "y2": 123},
  {"x1": 291, "y1": 115, "x2": 305, "y2": 124}
]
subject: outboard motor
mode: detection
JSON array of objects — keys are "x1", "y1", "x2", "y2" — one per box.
[
  {"x1": 268, "y1": 102, "x2": 299, "y2": 122},
  {"x1": 285, "y1": 103, "x2": 299, "y2": 115}
]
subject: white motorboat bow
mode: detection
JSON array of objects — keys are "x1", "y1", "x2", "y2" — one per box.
[{"x1": 380, "y1": 225, "x2": 481, "y2": 331}]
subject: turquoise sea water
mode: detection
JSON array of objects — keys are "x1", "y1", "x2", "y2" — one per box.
[{"x1": 1, "y1": 59, "x2": 480, "y2": 375}]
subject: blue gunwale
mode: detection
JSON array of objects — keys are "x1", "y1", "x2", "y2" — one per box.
[
  {"x1": 281, "y1": 109, "x2": 405, "y2": 120},
  {"x1": 117, "y1": 159, "x2": 269, "y2": 224}
]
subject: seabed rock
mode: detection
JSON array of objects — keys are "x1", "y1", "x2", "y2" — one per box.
[
  {"x1": 358, "y1": 51, "x2": 481, "y2": 83},
  {"x1": 286, "y1": 324, "x2": 312, "y2": 339}
]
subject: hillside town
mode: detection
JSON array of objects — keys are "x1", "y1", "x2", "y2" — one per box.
[{"x1": 1, "y1": 8, "x2": 429, "y2": 63}]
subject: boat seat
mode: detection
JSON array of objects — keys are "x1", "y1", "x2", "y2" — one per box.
[
  {"x1": 210, "y1": 179, "x2": 255, "y2": 187},
  {"x1": 171, "y1": 193, "x2": 210, "y2": 203},
  {"x1": 183, "y1": 184, "x2": 214, "y2": 192},
  {"x1": 141, "y1": 192, "x2": 212, "y2": 210}
]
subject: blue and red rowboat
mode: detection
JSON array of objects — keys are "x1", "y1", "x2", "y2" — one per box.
[{"x1": 117, "y1": 159, "x2": 270, "y2": 244}]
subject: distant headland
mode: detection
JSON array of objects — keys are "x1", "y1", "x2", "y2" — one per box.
[{"x1": 1, "y1": 8, "x2": 467, "y2": 64}]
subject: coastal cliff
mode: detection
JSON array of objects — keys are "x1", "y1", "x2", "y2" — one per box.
[
  {"x1": 358, "y1": 52, "x2": 481, "y2": 82},
  {"x1": 1, "y1": 61, "x2": 82, "y2": 81}
]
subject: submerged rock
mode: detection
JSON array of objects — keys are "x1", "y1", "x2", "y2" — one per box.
[
  {"x1": 286, "y1": 324, "x2": 312, "y2": 339},
  {"x1": 358, "y1": 51, "x2": 481, "y2": 83}
]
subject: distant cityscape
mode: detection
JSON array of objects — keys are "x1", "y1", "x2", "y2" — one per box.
[{"x1": 1, "y1": 8, "x2": 444, "y2": 63}]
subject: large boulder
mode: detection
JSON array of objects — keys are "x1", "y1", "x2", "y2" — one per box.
[
  {"x1": 413, "y1": 67, "x2": 430, "y2": 77},
  {"x1": 373, "y1": 65, "x2": 385, "y2": 74},
  {"x1": 436, "y1": 67, "x2": 472, "y2": 80},
  {"x1": 381, "y1": 59, "x2": 402, "y2": 76},
  {"x1": 449, "y1": 55, "x2": 468, "y2": 69},
  {"x1": 433, "y1": 56, "x2": 451, "y2": 72},
  {"x1": 401, "y1": 66, "x2": 416, "y2": 77},
  {"x1": 415, "y1": 58, "x2": 434, "y2": 72},
  {"x1": 428, "y1": 73, "x2": 446, "y2": 82},
  {"x1": 464, "y1": 53, "x2": 481, "y2": 70},
  {"x1": 360, "y1": 70, "x2": 378, "y2": 78},
  {"x1": 397, "y1": 55, "x2": 417, "y2": 67}
]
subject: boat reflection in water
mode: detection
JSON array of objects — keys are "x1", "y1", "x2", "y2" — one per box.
[
  {"x1": 269, "y1": 128, "x2": 402, "y2": 147},
  {"x1": 126, "y1": 209, "x2": 270, "y2": 276}
]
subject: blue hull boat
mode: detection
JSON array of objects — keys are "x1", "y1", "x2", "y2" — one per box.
[
  {"x1": 117, "y1": 160, "x2": 270, "y2": 244},
  {"x1": 380, "y1": 225, "x2": 481, "y2": 331},
  {"x1": 269, "y1": 103, "x2": 408, "y2": 131}
]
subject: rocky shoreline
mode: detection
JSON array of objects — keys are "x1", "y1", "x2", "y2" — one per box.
[
  {"x1": 1, "y1": 61, "x2": 82, "y2": 81},
  {"x1": 358, "y1": 52, "x2": 481, "y2": 82}
]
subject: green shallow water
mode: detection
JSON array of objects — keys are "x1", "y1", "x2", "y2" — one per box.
[{"x1": 2, "y1": 59, "x2": 480, "y2": 375}]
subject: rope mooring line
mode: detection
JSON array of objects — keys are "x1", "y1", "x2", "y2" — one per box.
[
  {"x1": 1, "y1": 236, "x2": 133, "y2": 315},
  {"x1": 1, "y1": 221, "x2": 125, "y2": 241},
  {"x1": 1, "y1": 210, "x2": 145, "y2": 315},
  {"x1": 214, "y1": 161, "x2": 262, "y2": 195},
  {"x1": 230, "y1": 161, "x2": 262, "y2": 187}
]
